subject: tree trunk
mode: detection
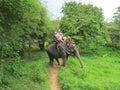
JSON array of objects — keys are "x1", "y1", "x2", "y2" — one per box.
[
  {"x1": 19, "y1": 41, "x2": 25, "y2": 59},
  {"x1": 38, "y1": 40, "x2": 45, "y2": 51},
  {"x1": 19, "y1": 49, "x2": 24, "y2": 59}
]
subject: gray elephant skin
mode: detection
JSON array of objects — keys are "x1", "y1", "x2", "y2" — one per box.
[{"x1": 46, "y1": 42, "x2": 84, "y2": 68}]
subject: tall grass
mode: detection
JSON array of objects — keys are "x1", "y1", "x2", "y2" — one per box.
[
  {"x1": 0, "y1": 49, "x2": 50, "y2": 90},
  {"x1": 0, "y1": 46, "x2": 120, "y2": 90},
  {"x1": 58, "y1": 47, "x2": 120, "y2": 90}
]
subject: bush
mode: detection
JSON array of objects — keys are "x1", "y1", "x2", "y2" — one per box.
[{"x1": 0, "y1": 52, "x2": 50, "y2": 90}]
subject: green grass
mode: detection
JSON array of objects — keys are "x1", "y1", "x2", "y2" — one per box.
[
  {"x1": 0, "y1": 46, "x2": 120, "y2": 90},
  {"x1": 0, "y1": 49, "x2": 50, "y2": 90},
  {"x1": 58, "y1": 47, "x2": 120, "y2": 90}
]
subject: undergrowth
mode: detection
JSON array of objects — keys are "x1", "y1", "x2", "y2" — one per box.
[
  {"x1": 0, "y1": 46, "x2": 120, "y2": 90},
  {"x1": 0, "y1": 50, "x2": 50, "y2": 90},
  {"x1": 58, "y1": 47, "x2": 120, "y2": 90}
]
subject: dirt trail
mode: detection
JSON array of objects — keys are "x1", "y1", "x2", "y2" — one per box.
[{"x1": 49, "y1": 59, "x2": 62, "y2": 90}]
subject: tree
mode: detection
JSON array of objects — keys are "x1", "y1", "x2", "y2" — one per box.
[
  {"x1": 108, "y1": 6, "x2": 120, "y2": 49},
  {"x1": 60, "y1": 1, "x2": 105, "y2": 49},
  {"x1": 114, "y1": 6, "x2": 120, "y2": 24},
  {"x1": 0, "y1": 0, "x2": 26, "y2": 58},
  {"x1": 0, "y1": 0, "x2": 52, "y2": 58}
]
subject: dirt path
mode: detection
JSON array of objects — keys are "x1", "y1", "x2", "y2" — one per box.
[{"x1": 49, "y1": 59, "x2": 62, "y2": 90}]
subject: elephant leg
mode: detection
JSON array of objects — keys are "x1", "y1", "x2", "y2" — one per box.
[
  {"x1": 62, "y1": 57, "x2": 66, "y2": 66},
  {"x1": 49, "y1": 56, "x2": 54, "y2": 66},
  {"x1": 56, "y1": 59, "x2": 60, "y2": 65},
  {"x1": 47, "y1": 51, "x2": 54, "y2": 66},
  {"x1": 50, "y1": 59, "x2": 53, "y2": 66}
]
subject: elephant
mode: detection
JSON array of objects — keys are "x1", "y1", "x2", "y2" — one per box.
[{"x1": 46, "y1": 42, "x2": 84, "y2": 68}]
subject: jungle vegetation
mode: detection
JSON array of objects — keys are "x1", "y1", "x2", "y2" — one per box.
[{"x1": 0, "y1": 0, "x2": 120, "y2": 90}]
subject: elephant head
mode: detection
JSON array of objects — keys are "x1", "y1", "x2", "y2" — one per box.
[{"x1": 66, "y1": 44, "x2": 84, "y2": 68}]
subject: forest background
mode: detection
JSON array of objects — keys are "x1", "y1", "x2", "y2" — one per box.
[{"x1": 0, "y1": 0, "x2": 120, "y2": 90}]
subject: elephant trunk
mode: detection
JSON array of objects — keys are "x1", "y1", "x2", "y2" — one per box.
[{"x1": 75, "y1": 50, "x2": 84, "y2": 68}]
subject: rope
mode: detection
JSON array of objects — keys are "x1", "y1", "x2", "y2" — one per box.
[{"x1": 58, "y1": 44, "x2": 70, "y2": 54}]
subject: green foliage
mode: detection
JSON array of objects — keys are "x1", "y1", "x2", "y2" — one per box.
[
  {"x1": 0, "y1": 63, "x2": 3, "y2": 89},
  {"x1": 0, "y1": 0, "x2": 53, "y2": 58},
  {"x1": 0, "y1": 0, "x2": 24, "y2": 58},
  {"x1": 105, "y1": 22, "x2": 120, "y2": 49},
  {"x1": 0, "y1": 52, "x2": 50, "y2": 90},
  {"x1": 58, "y1": 47, "x2": 120, "y2": 90},
  {"x1": 60, "y1": 1, "x2": 105, "y2": 49},
  {"x1": 114, "y1": 6, "x2": 120, "y2": 24},
  {"x1": 107, "y1": 6, "x2": 120, "y2": 49}
]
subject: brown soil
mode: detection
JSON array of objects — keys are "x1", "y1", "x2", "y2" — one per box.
[{"x1": 49, "y1": 59, "x2": 62, "y2": 90}]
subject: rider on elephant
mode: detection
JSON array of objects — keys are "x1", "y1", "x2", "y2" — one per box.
[
  {"x1": 53, "y1": 29, "x2": 64, "y2": 43},
  {"x1": 67, "y1": 36, "x2": 75, "y2": 45}
]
